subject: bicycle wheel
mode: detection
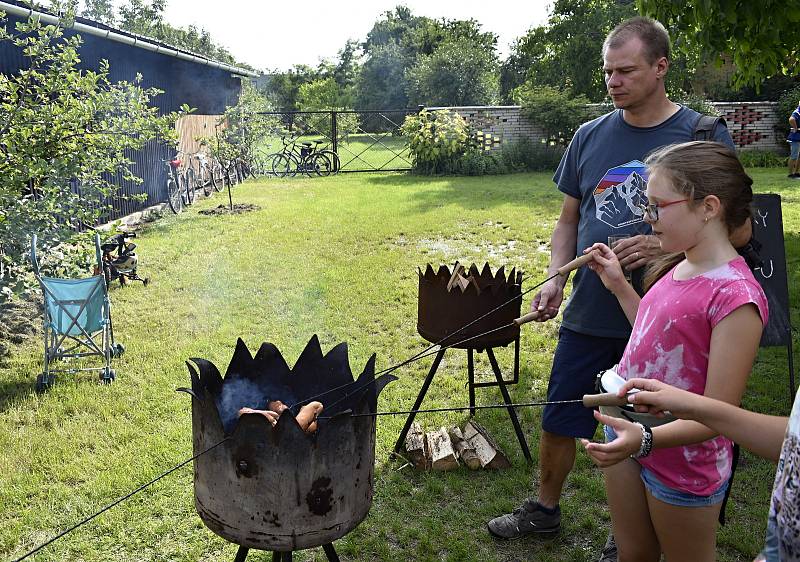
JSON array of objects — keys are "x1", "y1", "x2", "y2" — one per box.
[
  {"x1": 211, "y1": 161, "x2": 224, "y2": 192},
  {"x1": 166, "y1": 175, "x2": 183, "y2": 214},
  {"x1": 271, "y1": 153, "x2": 297, "y2": 177},
  {"x1": 310, "y1": 153, "x2": 333, "y2": 177},
  {"x1": 317, "y1": 150, "x2": 341, "y2": 174},
  {"x1": 201, "y1": 166, "x2": 213, "y2": 197},
  {"x1": 185, "y1": 167, "x2": 197, "y2": 204}
]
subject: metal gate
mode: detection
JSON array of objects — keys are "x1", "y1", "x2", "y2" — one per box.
[{"x1": 255, "y1": 109, "x2": 418, "y2": 173}]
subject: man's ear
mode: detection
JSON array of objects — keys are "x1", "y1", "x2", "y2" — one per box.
[{"x1": 655, "y1": 57, "x2": 669, "y2": 79}]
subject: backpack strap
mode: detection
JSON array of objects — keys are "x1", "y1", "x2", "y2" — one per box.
[{"x1": 693, "y1": 114, "x2": 727, "y2": 141}]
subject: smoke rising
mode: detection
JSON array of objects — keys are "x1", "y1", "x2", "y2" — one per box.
[{"x1": 216, "y1": 377, "x2": 269, "y2": 433}]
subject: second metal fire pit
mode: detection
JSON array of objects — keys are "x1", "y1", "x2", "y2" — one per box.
[
  {"x1": 417, "y1": 263, "x2": 522, "y2": 349},
  {"x1": 182, "y1": 336, "x2": 395, "y2": 561},
  {"x1": 394, "y1": 263, "x2": 532, "y2": 462}
]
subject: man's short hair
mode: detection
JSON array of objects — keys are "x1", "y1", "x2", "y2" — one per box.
[{"x1": 603, "y1": 16, "x2": 671, "y2": 64}]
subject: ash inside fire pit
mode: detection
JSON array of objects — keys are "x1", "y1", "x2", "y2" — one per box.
[{"x1": 184, "y1": 335, "x2": 395, "y2": 554}]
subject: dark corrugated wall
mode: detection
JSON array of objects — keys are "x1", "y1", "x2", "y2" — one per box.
[{"x1": 0, "y1": 10, "x2": 243, "y2": 220}]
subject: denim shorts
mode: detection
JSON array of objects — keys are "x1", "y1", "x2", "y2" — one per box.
[
  {"x1": 604, "y1": 425, "x2": 728, "y2": 507},
  {"x1": 791, "y1": 141, "x2": 800, "y2": 160}
]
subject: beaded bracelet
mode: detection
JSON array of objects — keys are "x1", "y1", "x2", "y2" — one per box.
[{"x1": 631, "y1": 422, "x2": 653, "y2": 458}]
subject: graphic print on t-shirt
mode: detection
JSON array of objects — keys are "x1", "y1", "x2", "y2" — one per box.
[{"x1": 594, "y1": 160, "x2": 648, "y2": 229}]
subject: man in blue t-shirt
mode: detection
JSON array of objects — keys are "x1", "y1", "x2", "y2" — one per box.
[
  {"x1": 788, "y1": 103, "x2": 800, "y2": 178},
  {"x1": 487, "y1": 16, "x2": 734, "y2": 551}
]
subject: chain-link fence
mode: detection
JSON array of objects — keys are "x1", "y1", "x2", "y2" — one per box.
[{"x1": 255, "y1": 109, "x2": 418, "y2": 174}]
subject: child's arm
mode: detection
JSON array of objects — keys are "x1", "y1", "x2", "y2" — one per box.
[
  {"x1": 619, "y1": 378, "x2": 787, "y2": 462},
  {"x1": 583, "y1": 303, "x2": 764, "y2": 464},
  {"x1": 585, "y1": 243, "x2": 640, "y2": 325}
]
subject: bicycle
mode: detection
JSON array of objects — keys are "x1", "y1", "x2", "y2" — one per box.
[
  {"x1": 164, "y1": 156, "x2": 188, "y2": 214},
  {"x1": 270, "y1": 136, "x2": 333, "y2": 177},
  {"x1": 186, "y1": 151, "x2": 223, "y2": 197}
]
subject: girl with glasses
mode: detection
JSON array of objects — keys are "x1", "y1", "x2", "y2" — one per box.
[{"x1": 580, "y1": 141, "x2": 768, "y2": 562}]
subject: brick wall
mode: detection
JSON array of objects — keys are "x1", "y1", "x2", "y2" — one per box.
[{"x1": 430, "y1": 102, "x2": 785, "y2": 153}]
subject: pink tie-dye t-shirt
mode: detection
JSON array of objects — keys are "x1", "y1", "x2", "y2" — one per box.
[{"x1": 617, "y1": 256, "x2": 768, "y2": 496}]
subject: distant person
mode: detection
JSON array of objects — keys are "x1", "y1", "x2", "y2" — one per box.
[
  {"x1": 788, "y1": 101, "x2": 800, "y2": 178},
  {"x1": 486, "y1": 17, "x2": 733, "y2": 562},
  {"x1": 581, "y1": 141, "x2": 768, "y2": 562}
]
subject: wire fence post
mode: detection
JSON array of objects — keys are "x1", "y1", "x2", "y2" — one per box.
[{"x1": 331, "y1": 110, "x2": 338, "y2": 156}]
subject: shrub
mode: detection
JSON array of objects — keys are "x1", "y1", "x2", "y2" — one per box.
[
  {"x1": 498, "y1": 138, "x2": 565, "y2": 172},
  {"x1": 737, "y1": 149, "x2": 786, "y2": 168},
  {"x1": 401, "y1": 109, "x2": 470, "y2": 174},
  {"x1": 513, "y1": 84, "x2": 591, "y2": 146},
  {"x1": 455, "y1": 149, "x2": 508, "y2": 176}
]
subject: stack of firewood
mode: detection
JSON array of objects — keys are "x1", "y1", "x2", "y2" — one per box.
[
  {"x1": 447, "y1": 262, "x2": 481, "y2": 293},
  {"x1": 403, "y1": 420, "x2": 511, "y2": 471}
]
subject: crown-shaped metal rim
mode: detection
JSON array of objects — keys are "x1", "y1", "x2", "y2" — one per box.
[
  {"x1": 185, "y1": 335, "x2": 395, "y2": 438},
  {"x1": 418, "y1": 263, "x2": 522, "y2": 295}
]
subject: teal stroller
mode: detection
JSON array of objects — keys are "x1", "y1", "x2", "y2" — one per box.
[{"x1": 31, "y1": 233, "x2": 124, "y2": 392}]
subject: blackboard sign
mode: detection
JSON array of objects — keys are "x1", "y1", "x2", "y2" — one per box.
[{"x1": 751, "y1": 194, "x2": 791, "y2": 348}]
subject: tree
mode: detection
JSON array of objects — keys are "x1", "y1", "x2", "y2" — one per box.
[
  {"x1": 356, "y1": 41, "x2": 409, "y2": 109},
  {"x1": 500, "y1": 0, "x2": 637, "y2": 103},
  {"x1": 358, "y1": 6, "x2": 499, "y2": 109},
  {"x1": 117, "y1": 0, "x2": 165, "y2": 36},
  {"x1": 81, "y1": 0, "x2": 115, "y2": 25},
  {"x1": 0, "y1": 14, "x2": 185, "y2": 294},
  {"x1": 638, "y1": 0, "x2": 800, "y2": 89},
  {"x1": 406, "y1": 39, "x2": 498, "y2": 106}
]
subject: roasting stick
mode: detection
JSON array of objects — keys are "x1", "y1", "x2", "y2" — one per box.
[
  {"x1": 290, "y1": 253, "x2": 594, "y2": 410},
  {"x1": 15, "y1": 254, "x2": 596, "y2": 561},
  {"x1": 318, "y1": 392, "x2": 634, "y2": 420},
  {"x1": 11, "y1": 437, "x2": 231, "y2": 562}
]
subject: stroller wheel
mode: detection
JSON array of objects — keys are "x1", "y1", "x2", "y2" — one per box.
[
  {"x1": 35, "y1": 373, "x2": 55, "y2": 393},
  {"x1": 143, "y1": 277, "x2": 150, "y2": 287},
  {"x1": 112, "y1": 343, "x2": 126, "y2": 358},
  {"x1": 100, "y1": 368, "x2": 116, "y2": 384}
]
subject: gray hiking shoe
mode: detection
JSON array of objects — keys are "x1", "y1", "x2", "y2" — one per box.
[
  {"x1": 597, "y1": 532, "x2": 618, "y2": 562},
  {"x1": 487, "y1": 498, "x2": 561, "y2": 539}
]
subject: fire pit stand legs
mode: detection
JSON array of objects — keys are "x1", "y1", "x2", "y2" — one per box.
[
  {"x1": 233, "y1": 544, "x2": 339, "y2": 561},
  {"x1": 394, "y1": 340, "x2": 532, "y2": 462}
]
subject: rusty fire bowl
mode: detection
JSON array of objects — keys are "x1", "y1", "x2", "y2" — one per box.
[
  {"x1": 183, "y1": 336, "x2": 395, "y2": 552},
  {"x1": 417, "y1": 263, "x2": 522, "y2": 349}
]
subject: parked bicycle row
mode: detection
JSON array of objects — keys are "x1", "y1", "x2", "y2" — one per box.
[{"x1": 164, "y1": 151, "x2": 249, "y2": 215}]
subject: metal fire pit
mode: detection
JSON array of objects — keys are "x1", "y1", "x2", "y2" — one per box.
[
  {"x1": 417, "y1": 263, "x2": 522, "y2": 349},
  {"x1": 394, "y1": 263, "x2": 531, "y2": 461},
  {"x1": 182, "y1": 336, "x2": 395, "y2": 561}
]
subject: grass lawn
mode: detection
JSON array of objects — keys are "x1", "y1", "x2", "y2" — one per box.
[{"x1": 1, "y1": 168, "x2": 798, "y2": 561}]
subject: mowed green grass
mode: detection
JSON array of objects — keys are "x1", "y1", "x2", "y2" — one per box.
[{"x1": 1, "y1": 169, "x2": 798, "y2": 561}]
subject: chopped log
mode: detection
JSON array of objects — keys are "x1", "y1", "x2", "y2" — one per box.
[
  {"x1": 463, "y1": 421, "x2": 511, "y2": 469},
  {"x1": 404, "y1": 422, "x2": 428, "y2": 469},
  {"x1": 446, "y1": 262, "x2": 465, "y2": 291},
  {"x1": 448, "y1": 426, "x2": 481, "y2": 470},
  {"x1": 425, "y1": 427, "x2": 459, "y2": 471}
]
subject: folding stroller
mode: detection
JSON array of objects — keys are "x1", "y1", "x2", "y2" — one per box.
[{"x1": 30, "y1": 233, "x2": 124, "y2": 392}]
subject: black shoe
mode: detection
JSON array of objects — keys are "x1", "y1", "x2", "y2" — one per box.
[
  {"x1": 487, "y1": 498, "x2": 561, "y2": 539},
  {"x1": 597, "y1": 532, "x2": 618, "y2": 561}
]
